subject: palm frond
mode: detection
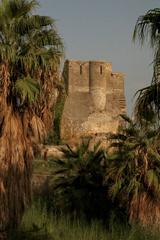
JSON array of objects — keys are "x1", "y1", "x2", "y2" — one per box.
[
  {"x1": 14, "y1": 77, "x2": 39, "y2": 104},
  {"x1": 133, "y1": 8, "x2": 160, "y2": 121},
  {"x1": 133, "y1": 8, "x2": 160, "y2": 48},
  {"x1": 11, "y1": 15, "x2": 54, "y2": 36},
  {"x1": 0, "y1": 0, "x2": 39, "y2": 19},
  {"x1": 119, "y1": 114, "x2": 133, "y2": 124},
  {"x1": 134, "y1": 82, "x2": 160, "y2": 122}
]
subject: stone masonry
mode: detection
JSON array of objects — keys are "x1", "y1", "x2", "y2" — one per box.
[{"x1": 61, "y1": 60, "x2": 126, "y2": 145}]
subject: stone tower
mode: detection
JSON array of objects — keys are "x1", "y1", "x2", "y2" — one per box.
[{"x1": 61, "y1": 60, "x2": 126, "y2": 144}]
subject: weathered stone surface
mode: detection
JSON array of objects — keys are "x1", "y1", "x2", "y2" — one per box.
[
  {"x1": 40, "y1": 144, "x2": 65, "y2": 159},
  {"x1": 61, "y1": 60, "x2": 126, "y2": 145}
]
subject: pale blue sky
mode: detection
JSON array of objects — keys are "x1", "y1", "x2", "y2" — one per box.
[{"x1": 38, "y1": 0, "x2": 160, "y2": 114}]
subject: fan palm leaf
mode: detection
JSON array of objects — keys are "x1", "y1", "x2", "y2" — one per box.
[
  {"x1": 51, "y1": 141, "x2": 108, "y2": 219},
  {"x1": 14, "y1": 77, "x2": 40, "y2": 104},
  {"x1": 134, "y1": 82, "x2": 160, "y2": 123},
  {"x1": 133, "y1": 8, "x2": 160, "y2": 48}
]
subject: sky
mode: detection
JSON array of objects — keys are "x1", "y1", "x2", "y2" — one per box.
[{"x1": 37, "y1": 0, "x2": 160, "y2": 115}]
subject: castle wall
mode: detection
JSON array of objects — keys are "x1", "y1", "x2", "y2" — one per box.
[
  {"x1": 61, "y1": 60, "x2": 126, "y2": 145},
  {"x1": 67, "y1": 60, "x2": 89, "y2": 94},
  {"x1": 112, "y1": 73, "x2": 126, "y2": 113}
]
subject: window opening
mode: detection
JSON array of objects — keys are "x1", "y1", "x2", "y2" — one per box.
[
  {"x1": 100, "y1": 65, "x2": 103, "y2": 74},
  {"x1": 80, "y1": 65, "x2": 82, "y2": 75}
]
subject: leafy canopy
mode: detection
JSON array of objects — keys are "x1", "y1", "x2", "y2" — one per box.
[{"x1": 0, "y1": 0, "x2": 63, "y2": 106}]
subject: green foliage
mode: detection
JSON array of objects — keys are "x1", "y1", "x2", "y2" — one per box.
[
  {"x1": 147, "y1": 169, "x2": 159, "y2": 190},
  {"x1": 14, "y1": 77, "x2": 40, "y2": 104},
  {"x1": 134, "y1": 82, "x2": 160, "y2": 124},
  {"x1": 33, "y1": 157, "x2": 56, "y2": 175},
  {"x1": 42, "y1": 141, "x2": 112, "y2": 220},
  {"x1": 107, "y1": 114, "x2": 160, "y2": 223},
  {"x1": 10, "y1": 202, "x2": 160, "y2": 240},
  {"x1": 0, "y1": 0, "x2": 63, "y2": 108},
  {"x1": 31, "y1": 113, "x2": 160, "y2": 228}
]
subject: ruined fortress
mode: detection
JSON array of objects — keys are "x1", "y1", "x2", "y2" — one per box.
[{"x1": 61, "y1": 60, "x2": 126, "y2": 144}]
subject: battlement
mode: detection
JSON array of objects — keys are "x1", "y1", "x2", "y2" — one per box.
[{"x1": 63, "y1": 60, "x2": 124, "y2": 94}]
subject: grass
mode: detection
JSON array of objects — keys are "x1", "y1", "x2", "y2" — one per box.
[
  {"x1": 9, "y1": 202, "x2": 160, "y2": 240},
  {"x1": 31, "y1": 158, "x2": 160, "y2": 240}
]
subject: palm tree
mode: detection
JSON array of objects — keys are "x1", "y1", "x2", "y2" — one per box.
[
  {"x1": 0, "y1": 0, "x2": 63, "y2": 235},
  {"x1": 133, "y1": 8, "x2": 160, "y2": 121},
  {"x1": 107, "y1": 115, "x2": 160, "y2": 227},
  {"x1": 52, "y1": 141, "x2": 109, "y2": 220}
]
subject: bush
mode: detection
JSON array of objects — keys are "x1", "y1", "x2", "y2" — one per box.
[{"x1": 49, "y1": 141, "x2": 112, "y2": 220}]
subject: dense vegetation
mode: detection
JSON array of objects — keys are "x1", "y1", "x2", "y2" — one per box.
[
  {"x1": 1, "y1": 1, "x2": 160, "y2": 239},
  {"x1": 9, "y1": 203, "x2": 160, "y2": 240}
]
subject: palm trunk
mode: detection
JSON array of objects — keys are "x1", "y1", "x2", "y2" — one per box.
[
  {"x1": 0, "y1": 64, "x2": 33, "y2": 237},
  {"x1": 129, "y1": 192, "x2": 160, "y2": 227},
  {"x1": 35, "y1": 70, "x2": 59, "y2": 133},
  {"x1": 0, "y1": 107, "x2": 33, "y2": 233},
  {"x1": 0, "y1": 64, "x2": 60, "y2": 238}
]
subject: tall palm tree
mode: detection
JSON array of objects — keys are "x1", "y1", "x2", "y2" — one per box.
[
  {"x1": 0, "y1": 0, "x2": 63, "y2": 235},
  {"x1": 133, "y1": 8, "x2": 160, "y2": 121},
  {"x1": 107, "y1": 115, "x2": 160, "y2": 227}
]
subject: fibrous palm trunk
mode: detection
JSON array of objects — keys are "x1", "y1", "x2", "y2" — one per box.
[
  {"x1": 0, "y1": 65, "x2": 60, "y2": 237},
  {"x1": 0, "y1": 65, "x2": 33, "y2": 237},
  {"x1": 129, "y1": 192, "x2": 160, "y2": 228},
  {"x1": 35, "y1": 69, "x2": 59, "y2": 132},
  {"x1": 0, "y1": 108, "x2": 33, "y2": 230}
]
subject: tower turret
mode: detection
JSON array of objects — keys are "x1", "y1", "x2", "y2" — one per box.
[{"x1": 89, "y1": 61, "x2": 112, "y2": 112}]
